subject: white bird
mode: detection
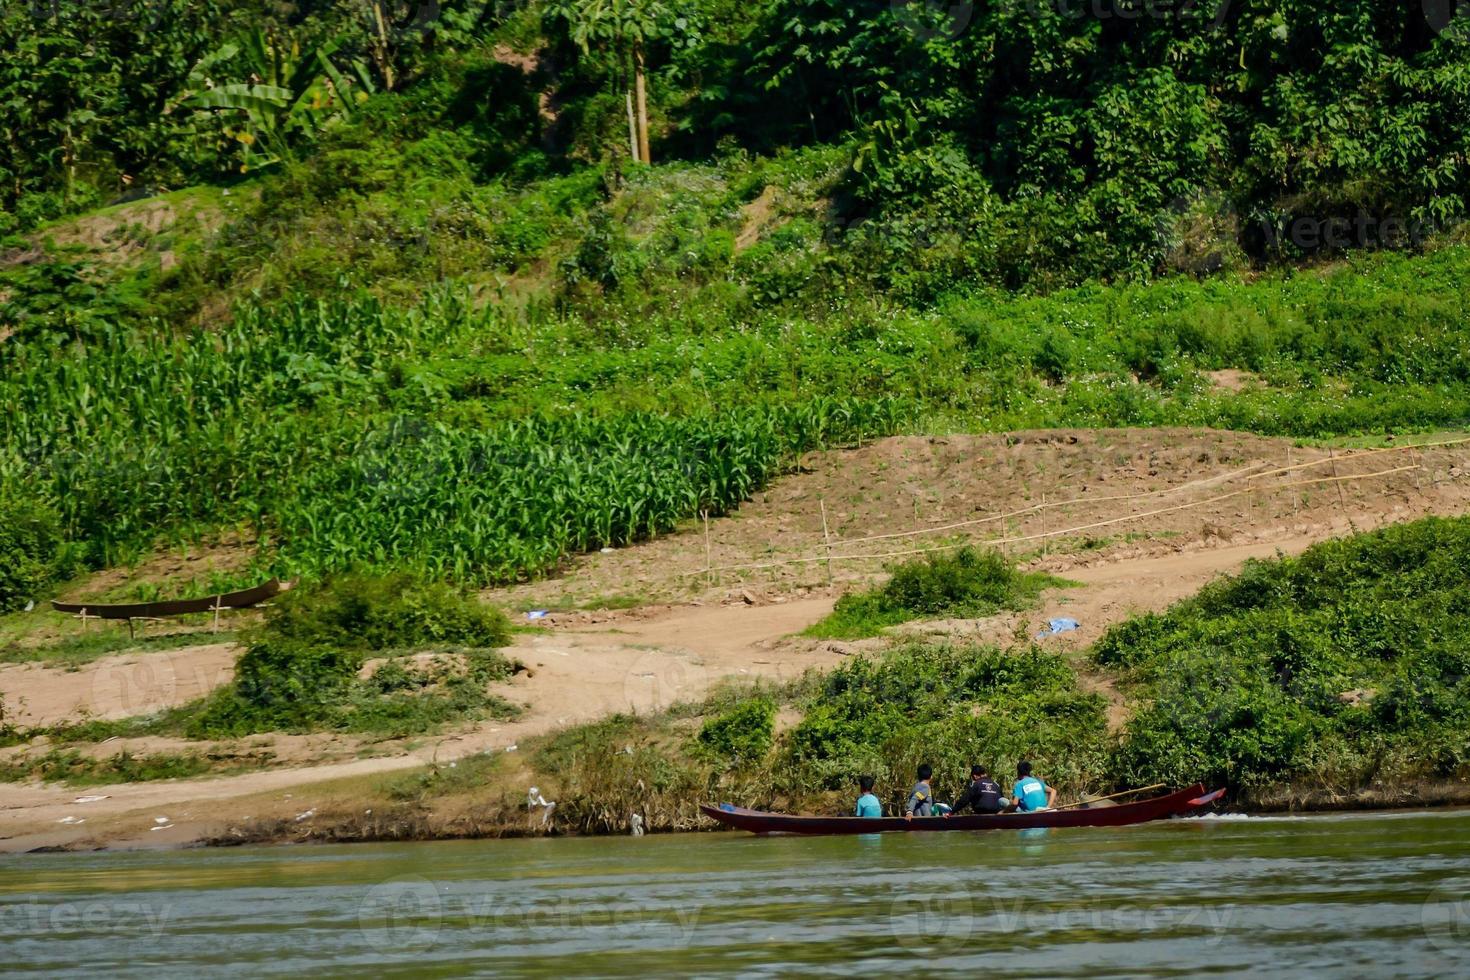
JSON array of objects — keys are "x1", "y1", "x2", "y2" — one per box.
[{"x1": 630, "y1": 812, "x2": 645, "y2": 837}]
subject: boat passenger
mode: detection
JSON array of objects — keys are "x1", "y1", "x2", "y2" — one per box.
[
  {"x1": 903, "y1": 764, "x2": 935, "y2": 821},
  {"x1": 946, "y1": 764, "x2": 1008, "y2": 816},
  {"x1": 1012, "y1": 760, "x2": 1057, "y2": 812},
  {"x1": 854, "y1": 775, "x2": 882, "y2": 818}
]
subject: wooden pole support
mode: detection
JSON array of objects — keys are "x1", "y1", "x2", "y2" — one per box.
[
  {"x1": 1040, "y1": 490, "x2": 1049, "y2": 557},
  {"x1": 701, "y1": 510, "x2": 712, "y2": 584},
  {"x1": 1287, "y1": 447, "x2": 1298, "y2": 515},
  {"x1": 819, "y1": 498, "x2": 834, "y2": 584},
  {"x1": 1328, "y1": 447, "x2": 1348, "y2": 516}
]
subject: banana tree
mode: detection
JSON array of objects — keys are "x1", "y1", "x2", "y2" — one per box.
[{"x1": 177, "y1": 28, "x2": 371, "y2": 171}]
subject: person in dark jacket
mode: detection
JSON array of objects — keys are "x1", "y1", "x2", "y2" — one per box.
[{"x1": 946, "y1": 764, "x2": 1008, "y2": 816}]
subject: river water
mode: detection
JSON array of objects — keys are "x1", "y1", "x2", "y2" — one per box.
[{"x1": 4, "y1": 809, "x2": 1470, "y2": 977}]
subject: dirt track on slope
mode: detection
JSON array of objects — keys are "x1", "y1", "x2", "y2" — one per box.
[{"x1": 3, "y1": 427, "x2": 1467, "y2": 851}]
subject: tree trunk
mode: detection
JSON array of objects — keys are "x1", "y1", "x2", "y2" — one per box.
[
  {"x1": 633, "y1": 42, "x2": 650, "y2": 164},
  {"x1": 370, "y1": 1, "x2": 396, "y2": 91},
  {"x1": 625, "y1": 89, "x2": 640, "y2": 162}
]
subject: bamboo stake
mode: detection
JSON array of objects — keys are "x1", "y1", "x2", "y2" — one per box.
[
  {"x1": 1052, "y1": 783, "x2": 1169, "y2": 811},
  {"x1": 702, "y1": 510, "x2": 712, "y2": 586},
  {"x1": 1328, "y1": 447, "x2": 1348, "y2": 517},
  {"x1": 1287, "y1": 447, "x2": 1298, "y2": 515},
  {"x1": 1040, "y1": 490, "x2": 1048, "y2": 557},
  {"x1": 819, "y1": 498, "x2": 833, "y2": 585}
]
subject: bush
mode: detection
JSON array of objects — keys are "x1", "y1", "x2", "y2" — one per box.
[
  {"x1": 696, "y1": 697, "x2": 775, "y2": 766},
  {"x1": 0, "y1": 495, "x2": 74, "y2": 612},
  {"x1": 188, "y1": 573, "x2": 516, "y2": 738},
  {"x1": 1102, "y1": 517, "x2": 1470, "y2": 798},
  {"x1": 807, "y1": 548, "x2": 1070, "y2": 639},
  {"x1": 786, "y1": 644, "x2": 1108, "y2": 798},
  {"x1": 265, "y1": 572, "x2": 510, "y2": 651}
]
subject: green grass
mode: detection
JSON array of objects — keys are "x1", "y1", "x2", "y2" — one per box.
[
  {"x1": 0, "y1": 747, "x2": 273, "y2": 786},
  {"x1": 0, "y1": 629, "x2": 240, "y2": 669},
  {"x1": 805, "y1": 547, "x2": 1076, "y2": 640}
]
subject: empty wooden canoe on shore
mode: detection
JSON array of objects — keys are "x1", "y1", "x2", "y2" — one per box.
[
  {"x1": 50, "y1": 578, "x2": 291, "y2": 620},
  {"x1": 701, "y1": 784, "x2": 1225, "y2": 835}
]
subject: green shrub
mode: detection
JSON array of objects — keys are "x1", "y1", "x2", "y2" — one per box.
[
  {"x1": 807, "y1": 548, "x2": 1071, "y2": 639},
  {"x1": 695, "y1": 697, "x2": 775, "y2": 766},
  {"x1": 786, "y1": 644, "x2": 1108, "y2": 797},
  {"x1": 188, "y1": 573, "x2": 517, "y2": 738},
  {"x1": 1103, "y1": 517, "x2": 1470, "y2": 798},
  {"x1": 0, "y1": 495, "x2": 74, "y2": 612},
  {"x1": 265, "y1": 572, "x2": 510, "y2": 651}
]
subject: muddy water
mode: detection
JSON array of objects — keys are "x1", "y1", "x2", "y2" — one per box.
[{"x1": 4, "y1": 809, "x2": 1470, "y2": 977}]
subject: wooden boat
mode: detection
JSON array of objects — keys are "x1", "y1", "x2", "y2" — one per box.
[
  {"x1": 51, "y1": 578, "x2": 291, "y2": 620},
  {"x1": 700, "y1": 784, "x2": 1225, "y2": 835}
]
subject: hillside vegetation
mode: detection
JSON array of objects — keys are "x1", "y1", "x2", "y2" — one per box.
[
  {"x1": 457, "y1": 516, "x2": 1470, "y2": 831},
  {"x1": 3, "y1": 0, "x2": 1470, "y2": 598}
]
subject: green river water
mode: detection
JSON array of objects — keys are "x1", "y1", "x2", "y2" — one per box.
[{"x1": 4, "y1": 809, "x2": 1470, "y2": 977}]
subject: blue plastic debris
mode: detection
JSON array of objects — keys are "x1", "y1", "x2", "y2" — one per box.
[{"x1": 1035, "y1": 617, "x2": 1080, "y2": 639}]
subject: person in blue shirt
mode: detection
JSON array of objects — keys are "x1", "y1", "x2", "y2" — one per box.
[
  {"x1": 854, "y1": 775, "x2": 882, "y2": 818},
  {"x1": 1012, "y1": 760, "x2": 1057, "y2": 812}
]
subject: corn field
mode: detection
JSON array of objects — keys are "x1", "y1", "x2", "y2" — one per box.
[{"x1": 1, "y1": 288, "x2": 912, "y2": 584}]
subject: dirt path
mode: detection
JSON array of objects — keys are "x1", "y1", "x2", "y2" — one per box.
[{"x1": 0, "y1": 643, "x2": 237, "y2": 727}]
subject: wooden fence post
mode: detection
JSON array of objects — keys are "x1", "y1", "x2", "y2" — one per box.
[{"x1": 820, "y1": 498, "x2": 834, "y2": 584}]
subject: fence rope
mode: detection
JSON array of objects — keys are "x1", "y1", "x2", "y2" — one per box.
[{"x1": 689, "y1": 461, "x2": 1426, "y2": 575}]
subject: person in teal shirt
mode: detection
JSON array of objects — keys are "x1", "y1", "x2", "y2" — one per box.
[
  {"x1": 854, "y1": 775, "x2": 882, "y2": 817},
  {"x1": 1012, "y1": 760, "x2": 1057, "y2": 812}
]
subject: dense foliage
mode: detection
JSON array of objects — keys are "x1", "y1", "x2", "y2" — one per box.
[
  {"x1": 1102, "y1": 516, "x2": 1470, "y2": 799},
  {"x1": 787, "y1": 644, "x2": 1109, "y2": 798},
  {"x1": 0, "y1": 494, "x2": 76, "y2": 612}
]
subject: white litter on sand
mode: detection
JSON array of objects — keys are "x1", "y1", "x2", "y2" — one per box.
[
  {"x1": 73, "y1": 795, "x2": 109, "y2": 804},
  {"x1": 153, "y1": 816, "x2": 170, "y2": 825},
  {"x1": 294, "y1": 809, "x2": 316, "y2": 822}
]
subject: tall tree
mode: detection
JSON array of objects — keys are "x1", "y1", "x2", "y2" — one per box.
[{"x1": 550, "y1": 0, "x2": 671, "y2": 163}]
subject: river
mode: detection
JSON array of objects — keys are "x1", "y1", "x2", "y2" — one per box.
[{"x1": 4, "y1": 809, "x2": 1470, "y2": 977}]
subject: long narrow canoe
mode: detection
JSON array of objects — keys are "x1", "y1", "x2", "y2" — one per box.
[
  {"x1": 51, "y1": 578, "x2": 291, "y2": 620},
  {"x1": 701, "y1": 784, "x2": 1225, "y2": 835}
]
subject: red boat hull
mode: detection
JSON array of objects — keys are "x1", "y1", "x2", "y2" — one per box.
[{"x1": 701, "y1": 784, "x2": 1224, "y2": 835}]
